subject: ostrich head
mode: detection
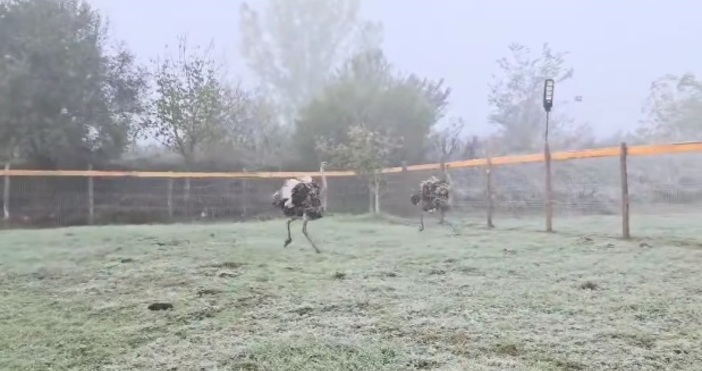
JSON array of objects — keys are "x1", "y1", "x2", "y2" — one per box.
[
  {"x1": 319, "y1": 161, "x2": 328, "y2": 171},
  {"x1": 410, "y1": 193, "x2": 421, "y2": 205}
]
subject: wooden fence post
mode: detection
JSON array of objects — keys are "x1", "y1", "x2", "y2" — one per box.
[
  {"x1": 544, "y1": 142, "x2": 554, "y2": 232},
  {"x1": 620, "y1": 142, "x2": 631, "y2": 239},
  {"x1": 183, "y1": 177, "x2": 191, "y2": 218},
  {"x1": 367, "y1": 177, "x2": 374, "y2": 214},
  {"x1": 373, "y1": 174, "x2": 380, "y2": 214},
  {"x1": 402, "y1": 161, "x2": 409, "y2": 216},
  {"x1": 87, "y1": 163, "x2": 94, "y2": 225},
  {"x1": 486, "y1": 157, "x2": 495, "y2": 229},
  {"x1": 167, "y1": 177, "x2": 174, "y2": 220},
  {"x1": 241, "y1": 168, "x2": 248, "y2": 218},
  {"x1": 3, "y1": 162, "x2": 10, "y2": 221}
]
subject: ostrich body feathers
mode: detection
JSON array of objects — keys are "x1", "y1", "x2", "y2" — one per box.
[
  {"x1": 411, "y1": 176, "x2": 450, "y2": 212},
  {"x1": 272, "y1": 178, "x2": 324, "y2": 220},
  {"x1": 272, "y1": 169, "x2": 326, "y2": 254}
]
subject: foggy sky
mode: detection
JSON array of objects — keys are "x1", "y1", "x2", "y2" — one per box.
[{"x1": 90, "y1": 0, "x2": 702, "y2": 139}]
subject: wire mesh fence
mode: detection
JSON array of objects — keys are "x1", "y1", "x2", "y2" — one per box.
[
  {"x1": 2, "y1": 142, "x2": 702, "y2": 242},
  {"x1": 378, "y1": 150, "x2": 702, "y2": 240},
  {"x1": 0, "y1": 175, "x2": 375, "y2": 227}
]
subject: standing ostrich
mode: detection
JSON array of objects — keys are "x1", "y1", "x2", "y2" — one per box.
[
  {"x1": 271, "y1": 162, "x2": 328, "y2": 253},
  {"x1": 410, "y1": 176, "x2": 451, "y2": 231}
]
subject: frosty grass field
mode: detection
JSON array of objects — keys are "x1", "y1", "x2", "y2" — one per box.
[{"x1": 1, "y1": 214, "x2": 701, "y2": 370}]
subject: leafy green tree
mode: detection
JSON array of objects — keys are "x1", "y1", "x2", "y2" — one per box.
[
  {"x1": 639, "y1": 73, "x2": 702, "y2": 141},
  {"x1": 0, "y1": 52, "x2": 27, "y2": 164},
  {"x1": 0, "y1": 0, "x2": 148, "y2": 168},
  {"x1": 316, "y1": 124, "x2": 401, "y2": 213},
  {"x1": 144, "y1": 37, "x2": 234, "y2": 167},
  {"x1": 143, "y1": 36, "x2": 257, "y2": 213},
  {"x1": 296, "y1": 49, "x2": 451, "y2": 168},
  {"x1": 0, "y1": 49, "x2": 28, "y2": 220},
  {"x1": 488, "y1": 43, "x2": 593, "y2": 153},
  {"x1": 238, "y1": 0, "x2": 383, "y2": 123}
]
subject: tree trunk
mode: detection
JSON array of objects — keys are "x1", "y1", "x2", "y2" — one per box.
[{"x1": 319, "y1": 162, "x2": 328, "y2": 211}]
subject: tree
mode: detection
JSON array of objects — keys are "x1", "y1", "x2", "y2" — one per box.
[
  {"x1": 238, "y1": 0, "x2": 383, "y2": 124},
  {"x1": 428, "y1": 117, "x2": 467, "y2": 168},
  {"x1": 316, "y1": 124, "x2": 401, "y2": 213},
  {"x1": 639, "y1": 73, "x2": 702, "y2": 141},
  {"x1": 0, "y1": 52, "x2": 27, "y2": 164},
  {"x1": 296, "y1": 49, "x2": 451, "y2": 168},
  {"x1": 0, "y1": 50, "x2": 29, "y2": 221},
  {"x1": 201, "y1": 89, "x2": 290, "y2": 170},
  {"x1": 0, "y1": 0, "x2": 148, "y2": 168},
  {"x1": 488, "y1": 43, "x2": 592, "y2": 153},
  {"x1": 144, "y1": 37, "x2": 233, "y2": 167},
  {"x1": 143, "y1": 36, "x2": 251, "y2": 215},
  {"x1": 426, "y1": 118, "x2": 469, "y2": 208}
]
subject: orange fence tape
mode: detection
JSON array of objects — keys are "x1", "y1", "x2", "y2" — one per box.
[{"x1": 2, "y1": 141, "x2": 702, "y2": 178}]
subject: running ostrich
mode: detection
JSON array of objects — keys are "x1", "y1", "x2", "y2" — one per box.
[
  {"x1": 271, "y1": 162, "x2": 328, "y2": 253},
  {"x1": 410, "y1": 176, "x2": 451, "y2": 231}
]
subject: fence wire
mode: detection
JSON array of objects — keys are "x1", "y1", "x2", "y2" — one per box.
[
  {"x1": 626, "y1": 153, "x2": 702, "y2": 242},
  {"x1": 0, "y1": 175, "x2": 375, "y2": 227},
  {"x1": 1, "y1": 151, "x2": 701, "y2": 242}
]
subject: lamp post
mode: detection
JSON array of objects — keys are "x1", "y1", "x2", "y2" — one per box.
[{"x1": 543, "y1": 79, "x2": 555, "y2": 232}]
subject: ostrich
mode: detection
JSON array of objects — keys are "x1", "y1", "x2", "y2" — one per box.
[
  {"x1": 410, "y1": 176, "x2": 451, "y2": 231},
  {"x1": 271, "y1": 162, "x2": 327, "y2": 253}
]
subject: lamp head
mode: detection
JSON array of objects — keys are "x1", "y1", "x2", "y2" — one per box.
[{"x1": 543, "y1": 79, "x2": 555, "y2": 112}]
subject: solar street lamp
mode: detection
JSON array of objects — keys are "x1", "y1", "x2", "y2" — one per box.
[
  {"x1": 542, "y1": 79, "x2": 555, "y2": 141},
  {"x1": 542, "y1": 79, "x2": 555, "y2": 233}
]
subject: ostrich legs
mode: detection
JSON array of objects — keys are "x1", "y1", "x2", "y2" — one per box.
[{"x1": 279, "y1": 161, "x2": 327, "y2": 253}]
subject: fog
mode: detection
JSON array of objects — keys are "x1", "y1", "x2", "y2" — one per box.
[
  {"x1": 90, "y1": 0, "x2": 702, "y2": 138},
  {"x1": 2, "y1": 0, "x2": 701, "y2": 170}
]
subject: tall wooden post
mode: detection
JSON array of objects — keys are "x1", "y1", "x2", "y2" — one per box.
[
  {"x1": 3, "y1": 162, "x2": 10, "y2": 221},
  {"x1": 241, "y1": 168, "x2": 249, "y2": 218},
  {"x1": 402, "y1": 161, "x2": 409, "y2": 215},
  {"x1": 368, "y1": 178, "x2": 374, "y2": 214},
  {"x1": 87, "y1": 164, "x2": 94, "y2": 225},
  {"x1": 167, "y1": 178, "x2": 174, "y2": 220},
  {"x1": 544, "y1": 142, "x2": 554, "y2": 232},
  {"x1": 373, "y1": 174, "x2": 380, "y2": 214},
  {"x1": 620, "y1": 142, "x2": 631, "y2": 239},
  {"x1": 542, "y1": 78, "x2": 555, "y2": 233},
  {"x1": 486, "y1": 157, "x2": 495, "y2": 229},
  {"x1": 183, "y1": 177, "x2": 191, "y2": 218}
]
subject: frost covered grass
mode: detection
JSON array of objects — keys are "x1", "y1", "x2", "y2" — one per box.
[{"x1": 1, "y1": 214, "x2": 701, "y2": 370}]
